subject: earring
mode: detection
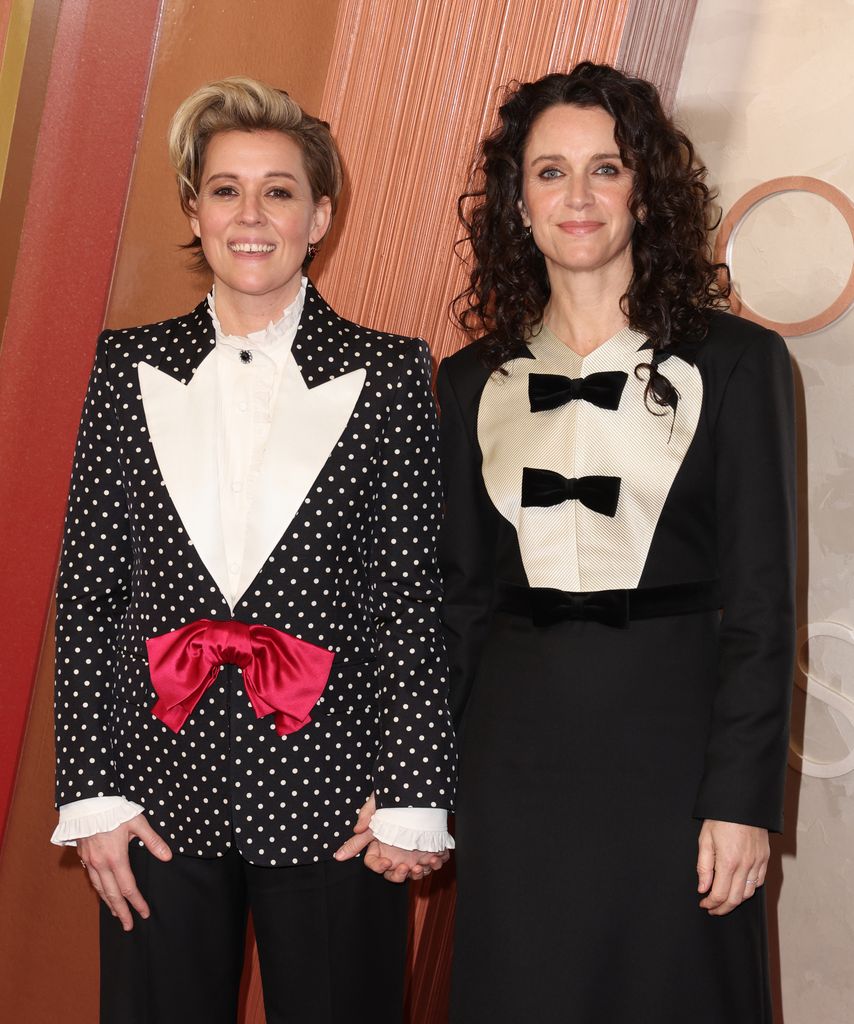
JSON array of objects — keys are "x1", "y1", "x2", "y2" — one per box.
[{"x1": 306, "y1": 243, "x2": 319, "y2": 261}]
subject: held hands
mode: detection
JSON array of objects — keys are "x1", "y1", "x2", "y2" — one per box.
[
  {"x1": 77, "y1": 813, "x2": 172, "y2": 931},
  {"x1": 697, "y1": 819, "x2": 769, "y2": 916},
  {"x1": 333, "y1": 793, "x2": 449, "y2": 883}
]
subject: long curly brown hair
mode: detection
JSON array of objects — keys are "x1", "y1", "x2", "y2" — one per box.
[{"x1": 454, "y1": 62, "x2": 730, "y2": 390}]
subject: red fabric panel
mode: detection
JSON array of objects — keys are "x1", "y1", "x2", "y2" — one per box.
[{"x1": 0, "y1": 0, "x2": 163, "y2": 842}]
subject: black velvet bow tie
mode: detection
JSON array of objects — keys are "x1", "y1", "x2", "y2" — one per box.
[
  {"x1": 528, "y1": 371, "x2": 628, "y2": 412},
  {"x1": 521, "y1": 468, "x2": 621, "y2": 517}
]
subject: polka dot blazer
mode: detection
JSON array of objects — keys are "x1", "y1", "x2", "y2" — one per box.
[{"x1": 54, "y1": 282, "x2": 456, "y2": 866}]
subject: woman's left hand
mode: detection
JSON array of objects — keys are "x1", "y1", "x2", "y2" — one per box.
[
  {"x1": 333, "y1": 793, "x2": 449, "y2": 883},
  {"x1": 697, "y1": 819, "x2": 770, "y2": 915}
]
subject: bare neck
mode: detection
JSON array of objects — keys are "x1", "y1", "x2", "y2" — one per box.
[{"x1": 543, "y1": 258, "x2": 632, "y2": 357}]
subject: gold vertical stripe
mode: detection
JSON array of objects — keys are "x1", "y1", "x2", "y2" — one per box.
[{"x1": 0, "y1": 0, "x2": 37, "y2": 201}]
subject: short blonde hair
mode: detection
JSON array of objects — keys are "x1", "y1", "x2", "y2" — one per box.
[{"x1": 168, "y1": 77, "x2": 343, "y2": 265}]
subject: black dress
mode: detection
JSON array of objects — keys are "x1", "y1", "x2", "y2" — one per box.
[{"x1": 438, "y1": 312, "x2": 795, "y2": 1024}]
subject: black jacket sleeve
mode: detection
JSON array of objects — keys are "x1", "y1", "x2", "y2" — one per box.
[
  {"x1": 54, "y1": 333, "x2": 130, "y2": 805},
  {"x1": 436, "y1": 354, "x2": 499, "y2": 728},
  {"x1": 369, "y1": 338, "x2": 457, "y2": 810},
  {"x1": 693, "y1": 328, "x2": 797, "y2": 832}
]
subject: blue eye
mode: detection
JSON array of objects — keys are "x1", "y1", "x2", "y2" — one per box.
[
  {"x1": 595, "y1": 164, "x2": 619, "y2": 176},
  {"x1": 539, "y1": 167, "x2": 563, "y2": 179}
]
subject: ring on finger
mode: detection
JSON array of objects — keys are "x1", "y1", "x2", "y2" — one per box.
[{"x1": 745, "y1": 878, "x2": 758, "y2": 886}]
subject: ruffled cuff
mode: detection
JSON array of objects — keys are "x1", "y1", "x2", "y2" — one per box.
[
  {"x1": 370, "y1": 806, "x2": 454, "y2": 852},
  {"x1": 50, "y1": 796, "x2": 145, "y2": 846}
]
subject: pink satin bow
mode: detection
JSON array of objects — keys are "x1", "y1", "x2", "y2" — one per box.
[{"x1": 146, "y1": 619, "x2": 334, "y2": 736}]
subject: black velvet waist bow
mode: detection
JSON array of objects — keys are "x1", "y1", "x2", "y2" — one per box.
[{"x1": 496, "y1": 580, "x2": 722, "y2": 630}]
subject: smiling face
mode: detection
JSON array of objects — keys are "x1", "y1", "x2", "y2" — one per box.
[
  {"x1": 189, "y1": 129, "x2": 331, "y2": 325},
  {"x1": 518, "y1": 103, "x2": 636, "y2": 287}
]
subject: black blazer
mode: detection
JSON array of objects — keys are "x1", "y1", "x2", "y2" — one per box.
[
  {"x1": 437, "y1": 311, "x2": 796, "y2": 832},
  {"x1": 55, "y1": 282, "x2": 455, "y2": 866}
]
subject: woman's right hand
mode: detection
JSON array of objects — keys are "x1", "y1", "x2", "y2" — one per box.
[{"x1": 77, "y1": 814, "x2": 172, "y2": 931}]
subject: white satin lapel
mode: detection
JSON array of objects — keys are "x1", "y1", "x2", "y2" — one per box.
[
  {"x1": 138, "y1": 357, "x2": 232, "y2": 604},
  {"x1": 233, "y1": 355, "x2": 366, "y2": 607}
]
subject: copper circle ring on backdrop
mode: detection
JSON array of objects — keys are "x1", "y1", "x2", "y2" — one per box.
[{"x1": 714, "y1": 175, "x2": 854, "y2": 336}]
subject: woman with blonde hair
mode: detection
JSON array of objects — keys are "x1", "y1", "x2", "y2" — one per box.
[{"x1": 53, "y1": 77, "x2": 455, "y2": 1024}]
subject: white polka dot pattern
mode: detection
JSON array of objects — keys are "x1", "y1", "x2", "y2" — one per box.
[{"x1": 54, "y1": 283, "x2": 456, "y2": 866}]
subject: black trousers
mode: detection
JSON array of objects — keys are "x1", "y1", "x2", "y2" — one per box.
[{"x1": 100, "y1": 845, "x2": 409, "y2": 1024}]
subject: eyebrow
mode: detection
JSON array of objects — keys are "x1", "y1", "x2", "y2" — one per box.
[
  {"x1": 203, "y1": 171, "x2": 299, "y2": 184},
  {"x1": 530, "y1": 151, "x2": 623, "y2": 165}
]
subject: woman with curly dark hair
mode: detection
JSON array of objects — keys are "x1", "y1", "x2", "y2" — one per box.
[{"x1": 439, "y1": 62, "x2": 795, "y2": 1022}]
